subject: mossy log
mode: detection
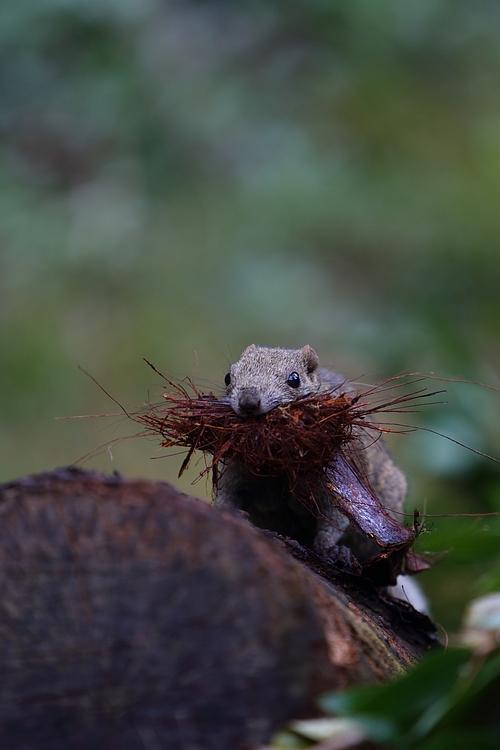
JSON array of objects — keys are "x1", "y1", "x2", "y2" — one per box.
[{"x1": 0, "y1": 468, "x2": 437, "y2": 750}]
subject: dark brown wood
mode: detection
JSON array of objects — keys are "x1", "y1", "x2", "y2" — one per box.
[
  {"x1": 0, "y1": 468, "x2": 437, "y2": 750},
  {"x1": 326, "y1": 454, "x2": 414, "y2": 550}
]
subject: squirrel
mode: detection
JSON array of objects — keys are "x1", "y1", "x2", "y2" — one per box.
[{"x1": 213, "y1": 344, "x2": 408, "y2": 568}]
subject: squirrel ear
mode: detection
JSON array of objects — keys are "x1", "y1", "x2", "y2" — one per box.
[
  {"x1": 242, "y1": 344, "x2": 257, "y2": 357},
  {"x1": 302, "y1": 345, "x2": 319, "y2": 374}
]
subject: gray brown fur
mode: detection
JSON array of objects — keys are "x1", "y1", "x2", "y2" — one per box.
[{"x1": 215, "y1": 345, "x2": 407, "y2": 563}]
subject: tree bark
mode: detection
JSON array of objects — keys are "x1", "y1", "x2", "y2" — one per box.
[{"x1": 0, "y1": 468, "x2": 437, "y2": 750}]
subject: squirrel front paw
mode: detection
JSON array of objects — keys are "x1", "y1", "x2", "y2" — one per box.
[{"x1": 315, "y1": 541, "x2": 362, "y2": 573}]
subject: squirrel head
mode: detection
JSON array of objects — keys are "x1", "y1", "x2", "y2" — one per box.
[{"x1": 224, "y1": 345, "x2": 321, "y2": 417}]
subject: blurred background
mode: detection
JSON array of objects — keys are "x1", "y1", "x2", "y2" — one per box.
[{"x1": 2, "y1": 0, "x2": 500, "y2": 629}]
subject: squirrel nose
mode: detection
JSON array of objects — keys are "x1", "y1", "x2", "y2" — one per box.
[{"x1": 237, "y1": 388, "x2": 262, "y2": 416}]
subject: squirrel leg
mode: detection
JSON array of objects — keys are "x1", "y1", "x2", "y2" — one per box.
[
  {"x1": 213, "y1": 462, "x2": 242, "y2": 511},
  {"x1": 313, "y1": 502, "x2": 362, "y2": 570}
]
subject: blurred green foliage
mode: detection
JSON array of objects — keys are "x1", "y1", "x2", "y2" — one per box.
[
  {"x1": 319, "y1": 646, "x2": 500, "y2": 749},
  {"x1": 2, "y1": 0, "x2": 500, "y2": 629}
]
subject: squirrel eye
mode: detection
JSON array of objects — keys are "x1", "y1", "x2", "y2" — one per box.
[
  {"x1": 287, "y1": 372, "x2": 300, "y2": 388},
  {"x1": 224, "y1": 372, "x2": 231, "y2": 387}
]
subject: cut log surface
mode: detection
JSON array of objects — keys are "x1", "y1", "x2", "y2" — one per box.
[{"x1": 0, "y1": 468, "x2": 437, "y2": 750}]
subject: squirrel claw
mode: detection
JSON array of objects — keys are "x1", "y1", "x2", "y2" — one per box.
[{"x1": 325, "y1": 544, "x2": 362, "y2": 574}]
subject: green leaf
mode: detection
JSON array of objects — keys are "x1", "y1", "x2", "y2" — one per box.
[
  {"x1": 320, "y1": 649, "x2": 471, "y2": 743},
  {"x1": 412, "y1": 728, "x2": 500, "y2": 750}
]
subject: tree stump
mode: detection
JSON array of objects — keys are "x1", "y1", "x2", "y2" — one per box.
[{"x1": 0, "y1": 468, "x2": 437, "y2": 750}]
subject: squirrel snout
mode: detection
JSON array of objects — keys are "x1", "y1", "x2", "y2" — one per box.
[{"x1": 236, "y1": 388, "x2": 262, "y2": 416}]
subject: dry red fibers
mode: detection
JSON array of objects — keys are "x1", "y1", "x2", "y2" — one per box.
[
  {"x1": 137, "y1": 389, "x2": 378, "y2": 484},
  {"x1": 135, "y1": 362, "x2": 441, "y2": 492}
]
